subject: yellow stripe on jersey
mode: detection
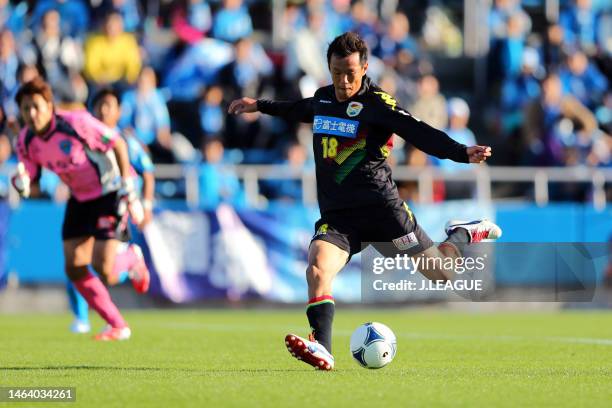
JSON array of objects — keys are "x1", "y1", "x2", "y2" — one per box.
[
  {"x1": 403, "y1": 202, "x2": 414, "y2": 222},
  {"x1": 334, "y1": 139, "x2": 366, "y2": 165}
]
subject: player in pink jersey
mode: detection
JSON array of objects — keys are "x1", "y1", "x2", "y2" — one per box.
[{"x1": 11, "y1": 77, "x2": 150, "y2": 341}]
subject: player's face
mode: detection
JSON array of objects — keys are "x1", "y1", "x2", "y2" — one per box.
[
  {"x1": 19, "y1": 94, "x2": 53, "y2": 134},
  {"x1": 95, "y1": 95, "x2": 121, "y2": 127},
  {"x1": 330, "y1": 52, "x2": 368, "y2": 102}
]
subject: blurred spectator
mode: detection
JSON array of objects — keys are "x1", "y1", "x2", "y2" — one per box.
[
  {"x1": 171, "y1": 0, "x2": 212, "y2": 44},
  {"x1": 500, "y1": 47, "x2": 542, "y2": 134},
  {"x1": 212, "y1": 0, "x2": 253, "y2": 43},
  {"x1": 30, "y1": 0, "x2": 89, "y2": 39},
  {"x1": 410, "y1": 74, "x2": 447, "y2": 131},
  {"x1": 422, "y1": 5, "x2": 463, "y2": 57},
  {"x1": 438, "y1": 98, "x2": 477, "y2": 170},
  {"x1": 218, "y1": 37, "x2": 273, "y2": 102},
  {"x1": 198, "y1": 138, "x2": 246, "y2": 209},
  {"x1": 92, "y1": 88, "x2": 123, "y2": 132},
  {"x1": 436, "y1": 98, "x2": 478, "y2": 199},
  {"x1": 119, "y1": 67, "x2": 173, "y2": 163},
  {"x1": 0, "y1": 0, "x2": 28, "y2": 34},
  {"x1": 559, "y1": 0, "x2": 605, "y2": 56},
  {"x1": 17, "y1": 63, "x2": 42, "y2": 85},
  {"x1": 163, "y1": 38, "x2": 233, "y2": 102},
  {"x1": 498, "y1": 14, "x2": 528, "y2": 79},
  {"x1": 92, "y1": 87, "x2": 155, "y2": 205},
  {"x1": 522, "y1": 74, "x2": 598, "y2": 166},
  {"x1": 349, "y1": 1, "x2": 379, "y2": 51},
  {"x1": 57, "y1": 73, "x2": 89, "y2": 106},
  {"x1": 0, "y1": 29, "x2": 19, "y2": 119},
  {"x1": 163, "y1": 38, "x2": 233, "y2": 146},
  {"x1": 284, "y1": 10, "x2": 329, "y2": 89},
  {"x1": 378, "y1": 69, "x2": 414, "y2": 116},
  {"x1": 597, "y1": 12, "x2": 612, "y2": 59},
  {"x1": 84, "y1": 10, "x2": 142, "y2": 88},
  {"x1": 280, "y1": 1, "x2": 307, "y2": 44},
  {"x1": 404, "y1": 74, "x2": 447, "y2": 195},
  {"x1": 542, "y1": 23, "x2": 566, "y2": 70},
  {"x1": 559, "y1": 49, "x2": 608, "y2": 110},
  {"x1": 224, "y1": 108, "x2": 272, "y2": 150},
  {"x1": 374, "y1": 12, "x2": 420, "y2": 76},
  {"x1": 586, "y1": 131, "x2": 611, "y2": 168},
  {"x1": 323, "y1": 0, "x2": 353, "y2": 42},
  {"x1": 4, "y1": 64, "x2": 42, "y2": 122},
  {"x1": 595, "y1": 91, "x2": 611, "y2": 134},
  {"x1": 93, "y1": 0, "x2": 142, "y2": 33},
  {"x1": 199, "y1": 85, "x2": 225, "y2": 139},
  {"x1": 261, "y1": 141, "x2": 309, "y2": 202},
  {"x1": 22, "y1": 10, "x2": 85, "y2": 103},
  {"x1": 489, "y1": 0, "x2": 532, "y2": 42}
]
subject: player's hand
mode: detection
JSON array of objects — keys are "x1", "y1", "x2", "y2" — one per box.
[
  {"x1": 140, "y1": 208, "x2": 153, "y2": 230},
  {"x1": 228, "y1": 97, "x2": 258, "y2": 115},
  {"x1": 139, "y1": 200, "x2": 153, "y2": 230},
  {"x1": 119, "y1": 178, "x2": 145, "y2": 225},
  {"x1": 466, "y1": 145, "x2": 492, "y2": 164},
  {"x1": 11, "y1": 162, "x2": 31, "y2": 198}
]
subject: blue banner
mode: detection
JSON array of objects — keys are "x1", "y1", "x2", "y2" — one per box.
[
  {"x1": 3, "y1": 201, "x2": 611, "y2": 303},
  {"x1": 136, "y1": 203, "x2": 362, "y2": 303}
]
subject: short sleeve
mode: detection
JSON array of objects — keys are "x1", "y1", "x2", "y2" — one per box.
[{"x1": 69, "y1": 111, "x2": 119, "y2": 152}]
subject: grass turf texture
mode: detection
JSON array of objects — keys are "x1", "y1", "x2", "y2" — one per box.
[{"x1": 1, "y1": 310, "x2": 612, "y2": 407}]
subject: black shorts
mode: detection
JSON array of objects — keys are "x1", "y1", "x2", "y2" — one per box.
[
  {"x1": 311, "y1": 201, "x2": 434, "y2": 257},
  {"x1": 62, "y1": 192, "x2": 130, "y2": 242}
]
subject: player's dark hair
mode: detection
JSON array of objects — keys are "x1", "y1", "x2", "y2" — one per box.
[
  {"x1": 15, "y1": 76, "x2": 53, "y2": 107},
  {"x1": 91, "y1": 87, "x2": 121, "y2": 110},
  {"x1": 326, "y1": 32, "x2": 368, "y2": 67}
]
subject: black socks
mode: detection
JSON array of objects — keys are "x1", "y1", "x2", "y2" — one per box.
[{"x1": 306, "y1": 296, "x2": 335, "y2": 353}]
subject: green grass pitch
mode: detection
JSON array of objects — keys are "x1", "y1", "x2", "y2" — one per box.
[{"x1": 1, "y1": 310, "x2": 612, "y2": 407}]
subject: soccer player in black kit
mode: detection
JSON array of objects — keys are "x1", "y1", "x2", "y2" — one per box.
[{"x1": 229, "y1": 32, "x2": 502, "y2": 370}]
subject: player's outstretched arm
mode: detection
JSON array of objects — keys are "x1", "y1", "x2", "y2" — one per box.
[
  {"x1": 372, "y1": 91, "x2": 472, "y2": 163},
  {"x1": 229, "y1": 96, "x2": 315, "y2": 123}
]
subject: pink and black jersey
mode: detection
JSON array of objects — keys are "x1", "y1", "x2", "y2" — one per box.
[{"x1": 16, "y1": 110, "x2": 123, "y2": 202}]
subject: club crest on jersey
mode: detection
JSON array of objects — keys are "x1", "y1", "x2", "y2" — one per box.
[
  {"x1": 346, "y1": 101, "x2": 363, "y2": 117},
  {"x1": 59, "y1": 140, "x2": 72, "y2": 155}
]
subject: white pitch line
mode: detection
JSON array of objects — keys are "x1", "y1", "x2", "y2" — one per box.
[{"x1": 152, "y1": 322, "x2": 612, "y2": 346}]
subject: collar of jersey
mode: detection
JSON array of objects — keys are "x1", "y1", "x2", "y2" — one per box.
[
  {"x1": 331, "y1": 75, "x2": 371, "y2": 103},
  {"x1": 35, "y1": 112, "x2": 58, "y2": 140}
]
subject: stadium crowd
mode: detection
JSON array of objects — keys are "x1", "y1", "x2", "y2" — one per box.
[{"x1": 0, "y1": 0, "x2": 610, "y2": 205}]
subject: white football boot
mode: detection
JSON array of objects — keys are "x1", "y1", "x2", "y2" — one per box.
[
  {"x1": 70, "y1": 318, "x2": 91, "y2": 334},
  {"x1": 445, "y1": 219, "x2": 502, "y2": 243},
  {"x1": 285, "y1": 333, "x2": 335, "y2": 371},
  {"x1": 94, "y1": 325, "x2": 132, "y2": 341}
]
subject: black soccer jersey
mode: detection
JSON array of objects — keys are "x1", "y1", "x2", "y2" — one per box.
[{"x1": 257, "y1": 76, "x2": 469, "y2": 214}]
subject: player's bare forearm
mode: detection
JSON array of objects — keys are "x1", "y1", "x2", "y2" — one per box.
[
  {"x1": 112, "y1": 137, "x2": 131, "y2": 180},
  {"x1": 141, "y1": 171, "x2": 155, "y2": 228},
  {"x1": 142, "y1": 172, "x2": 155, "y2": 203}
]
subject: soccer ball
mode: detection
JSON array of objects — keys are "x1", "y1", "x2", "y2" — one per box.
[{"x1": 350, "y1": 322, "x2": 397, "y2": 369}]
